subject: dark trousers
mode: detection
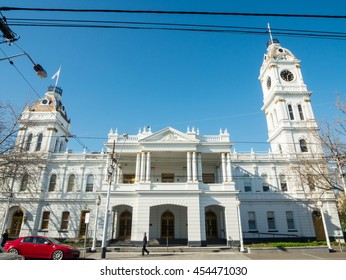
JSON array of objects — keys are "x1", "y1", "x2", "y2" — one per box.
[{"x1": 142, "y1": 244, "x2": 149, "y2": 255}]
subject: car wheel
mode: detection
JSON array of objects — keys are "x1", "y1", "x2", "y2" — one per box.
[
  {"x1": 8, "y1": 248, "x2": 19, "y2": 255},
  {"x1": 52, "y1": 250, "x2": 64, "y2": 260}
]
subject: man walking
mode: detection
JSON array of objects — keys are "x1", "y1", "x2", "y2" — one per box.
[
  {"x1": 1, "y1": 229, "x2": 9, "y2": 247},
  {"x1": 142, "y1": 232, "x2": 149, "y2": 256}
]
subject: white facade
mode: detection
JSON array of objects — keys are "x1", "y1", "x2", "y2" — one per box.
[{"x1": 0, "y1": 39, "x2": 343, "y2": 246}]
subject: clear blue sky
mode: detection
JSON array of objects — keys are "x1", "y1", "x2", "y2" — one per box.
[{"x1": 0, "y1": 0, "x2": 345, "y2": 153}]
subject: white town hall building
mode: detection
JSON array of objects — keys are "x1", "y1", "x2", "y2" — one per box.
[{"x1": 0, "y1": 38, "x2": 343, "y2": 247}]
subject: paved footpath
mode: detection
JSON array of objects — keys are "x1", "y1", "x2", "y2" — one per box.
[{"x1": 82, "y1": 247, "x2": 346, "y2": 260}]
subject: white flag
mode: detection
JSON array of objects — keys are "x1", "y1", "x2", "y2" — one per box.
[{"x1": 52, "y1": 66, "x2": 61, "y2": 80}]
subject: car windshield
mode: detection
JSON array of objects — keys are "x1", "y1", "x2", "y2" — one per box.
[{"x1": 45, "y1": 237, "x2": 61, "y2": 245}]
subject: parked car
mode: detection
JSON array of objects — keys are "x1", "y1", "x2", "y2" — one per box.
[
  {"x1": 4, "y1": 236, "x2": 80, "y2": 260},
  {"x1": 0, "y1": 246, "x2": 24, "y2": 260}
]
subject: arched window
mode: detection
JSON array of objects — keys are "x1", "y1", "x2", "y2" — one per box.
[
  {"x1": 273, "y1": 109, "x2": 278, "y2": 125},
  {"x1": 67, "y1": 174, "x2": 75, "y2": 192},
  {"x1": 270, "y1": 113, "x2": 274, "y2": 129},
  {"x1": 35, "y1": 133, "x2": 43, "y2": 151},
  {"x1": 85, "y1": 174, "x2": 94, "y2": 192},
  {"x1": 300, "y1": 139, "x2": 308, "y2": 152},
  {"x1": 288, "y1": 104, "x2": 294, "y2": 120},
  {"x1": 243, "y1": 174, "x2": 252, "y2": 192},
  {"x1": 25, "y1": 133, "x2": 33, "y2": 151},
  {"x1": 298, "y1": 104, "x2": 304, "y2": 120},
  {"x1": 279, "y1": 174, "x2": 288, "y2": 192},
  {"x1": 262, "y1": 174, "x2": 269, "y2": 192},
  {"x1": 48, "y1": 174, "x2": 57, "y2": 192},
  {"x1": 20, "y1": 173, "x2": 29, "y2": 191}
]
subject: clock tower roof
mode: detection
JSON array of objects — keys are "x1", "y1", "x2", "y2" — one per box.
[{"x1": 27, "y1": 85, "x2": 70, "y2": 123}]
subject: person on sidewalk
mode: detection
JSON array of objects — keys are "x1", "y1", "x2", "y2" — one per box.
[
  {"x1": 1, "y1": 229, "x2": 9, "y2": 247},
  {"x1": 142, "y1": 232, "x2": 149, "y2": 256}
]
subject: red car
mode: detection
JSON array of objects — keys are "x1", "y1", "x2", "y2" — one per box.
[{"x1": 4, "y1": 236, "x2": 80, "y2": 260}]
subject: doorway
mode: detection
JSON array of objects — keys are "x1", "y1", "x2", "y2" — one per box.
[
  {"x1": 118, "y1": 210, "x2": 132, "y2": 239},
  {"x1": 161, "y1": 211, "x2": 174, "y2": 239},
  {"x1": 10, "y1": 209, "x2": 23, "y2": 237}
]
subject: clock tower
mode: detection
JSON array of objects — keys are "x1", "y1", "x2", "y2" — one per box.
[
  {"x1": 259, "y1": 37, "x2": 321, "y2": 155},
  {"x1": 16, "y1": 86, "x2": 71, "y2": 154}
]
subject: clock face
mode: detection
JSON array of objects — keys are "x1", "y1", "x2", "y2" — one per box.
[
  {"x1": 280, "y1": 70, "x2": 294, "y2": 82},
  {"x1": 266, "y1": 76, "x2": 271, "y2": 90}
]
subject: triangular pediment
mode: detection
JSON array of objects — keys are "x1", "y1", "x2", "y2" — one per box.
[{"x1": 139, "y1": 127, "x2": 199, "y2": 143}]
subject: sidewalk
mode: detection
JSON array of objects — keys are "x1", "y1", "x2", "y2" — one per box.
[{"x1": 81, "y1": 246, "x2": 346, "y2": 260}]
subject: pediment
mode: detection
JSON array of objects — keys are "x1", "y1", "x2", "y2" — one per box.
[{"x1": 139, "y1": 127, "x2": 199, "y2": 143}]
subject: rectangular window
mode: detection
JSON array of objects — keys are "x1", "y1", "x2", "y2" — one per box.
[
  {"x1": 288, "y1": 104, "x2": 294, "y2": 120},
  {"x1": 41, "y1": 211, "x2": 50, "y2": 230},
  {"x1": 244, "y1": 184, "x2": 252, "y2": 192},
  {"x1": 298, "y1": 104, "x2": 304, "y2": 120},
  {"x1": 60, "y1": 211, "x2": 70, "y2": 230},
  {"x1": 267, "y1": 211, "x2": 276, "y2": 231},
  {"x1": 123, "y1": 174, "x2": 136, "y2": 184},
  {"x1": 286, "y1": 211, "x2": 295, "y2": 230},
  {"x1": 248, "y1": 211, "x2": 257, "y2": 231},
  {"x1": 161, "y1": 173, "x2": 174, "y2": 183},
  {"x1": 202, "y1": 173, "x2": 215, "y2": 183}
]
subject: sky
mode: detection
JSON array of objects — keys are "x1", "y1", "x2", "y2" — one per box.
[{"x1": 0, "y1": 0, "x2": 345, "y2": 153}]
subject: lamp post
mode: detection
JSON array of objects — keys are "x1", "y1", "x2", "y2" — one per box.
[
  {"x1": 91, "y1": 195, "x2": 101, "y2": 252},
  {"x1": 101, "y1": 134, "x2": 128, "y2": 259},
  {"x1": 235, "y1": 199, "x2": 246, "y2": 252},
  {"x1": 316, "y1": 200, "x2": 333, "y2": 251},
  {"x1": 0, "y1": 52, "x2": 47, "y2": 78}
]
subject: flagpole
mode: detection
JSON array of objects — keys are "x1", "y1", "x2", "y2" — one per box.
[{"x1": 267, "y1": 23, "x2": 273, "y2": 44}]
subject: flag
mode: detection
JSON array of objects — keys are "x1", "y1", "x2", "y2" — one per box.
[
  {"x1": 51, "y1": 66, "x2": 61, "y2": 88},
  {"x1": 52, "y1": 66, "x2": 61, "y2": 80}
]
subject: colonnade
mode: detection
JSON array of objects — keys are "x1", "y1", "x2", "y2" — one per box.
[{"x1": 133, "y1": 151, "x2": 233, "y2": 183}]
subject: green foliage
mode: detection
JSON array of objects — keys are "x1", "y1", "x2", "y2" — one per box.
[{"x1": 248, "y1": 241, "x2": 327, "y2": 248}]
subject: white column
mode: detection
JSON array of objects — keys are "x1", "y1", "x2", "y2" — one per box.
[
  {"x1": 197, "y1": 153, "x2": 203, "y2": 182},
  {"x1": 146, "y1": 152, "x2": 151, "y2": 182},
  {"x1": 187, "y1": 152, "x2": 192, "y2": 182},
  {"x1": 135, "y1": 153, "x2": 141, "y2": 182},
  {"x1": 192, "y1": 152, "x2": 197, "y2": 182},
  {"x1": 140, "y1": 152, "x2": 146, "y2": 181},
  {"x1": 221, "y1": 153, "x2": 227, "y2": 183},
  {"x1": 226, "y1": 152, "x2": 233, "y2": 182},
  {"x1": 216, "y1": 166, "x2": 221, "y2": 183}
]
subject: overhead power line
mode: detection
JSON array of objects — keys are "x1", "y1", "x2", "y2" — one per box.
[
  {"x1": 6, "y1": 17, "x2": 346, "y2": 40},
  {"x1": 1, "y1": 6, "x2": 346, "y2": 19}
]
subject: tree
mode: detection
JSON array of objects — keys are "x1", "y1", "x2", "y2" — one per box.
[
  {"x1": 0, "y1": 102, "x2": 44, "y2": 195},
  {"x1": 291, "y1": 95, "x2": 346, "y2": 230}
]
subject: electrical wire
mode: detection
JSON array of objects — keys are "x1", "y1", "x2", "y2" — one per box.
[
  {"x1": 1, "y1": 6, "x2": 346, "y2": 19},
  {"x1": 5, "y1": 17, "x2": 346, "y2": 40}
]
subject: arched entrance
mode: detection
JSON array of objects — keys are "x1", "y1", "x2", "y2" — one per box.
[
  {"x1": 10, "y1": 209, "x2": 23, "y2": 237},
  {"x1": 161, "y1": 211, "x2": 174, "y2": 239},
  {"x1": 118, "y1": 210, "x2": 132, "y2": 240},
  {"x1": 312, "y1": 210, "x2": 326, "y2": 241},
  {"x1": 205, "y1": 210, "x2": 218, "y2": 239}
]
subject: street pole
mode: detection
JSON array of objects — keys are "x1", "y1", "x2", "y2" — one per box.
[
  {"x1": 235, "y1": 199, "x2": 246, "y2": 253},
  {"x1": 91, "y1": 196, "x2": 101, "y2": 252},
  {"x1": 101, "y1": 140, "x2": 116, "y2": 259},
  {"x1": 100, "y1": 134, "x2": 128, "y2": 259},
  {"x1": 317, "y1": 200, "x2": 333, "y2": 251}
]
